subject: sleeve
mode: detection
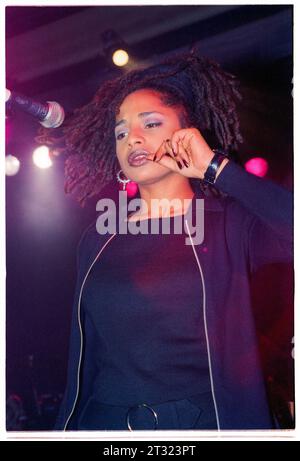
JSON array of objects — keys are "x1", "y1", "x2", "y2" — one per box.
[{"x1": 215, "y1": 161, "x2": 293, "y2": 272}]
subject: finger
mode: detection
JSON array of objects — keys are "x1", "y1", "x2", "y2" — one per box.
[
  {"x1": 153, "y1": 140, "x2": 167, "y2": 162},
  {"x1": 155, "y1": 139, "x2": 182, "y2": 165},
  {"x1": 184, "y1": 137, "x2": 193, "y2": 158},
  {"x1": 152, "y1": 152, "x2": 180, "y2": 172},
  {"x1": 171, "y1": 130, "x2": 192, "y2": 155},
  {"x1": 164, "y1": 139, "x2": 184, "y2": 170},
  {"x1": 165, "y1": 139, "x2": 177, "y2": 159},
  {"x1": 147, "y1": 140, "x2": 164, "y2": 161},
  {"x1": 167, "y1": 137, "x2": 183, "y2": 168},
  {"x1": 165, "y1": 139, "x2": 184, "y2": 170},
  {"x1": 171, "y1": 131, "x2": 187, "y2": 154},
  {"x1": 172, "y1": 138, "x2": 179, "y2": 155},
  {"x1": 177, "y1": 139, "x2": 190, "y2": 168}
]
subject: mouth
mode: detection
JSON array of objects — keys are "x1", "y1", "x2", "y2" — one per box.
[{"x1": 127, "y1": 149, "x2": 150, "y2": 167}]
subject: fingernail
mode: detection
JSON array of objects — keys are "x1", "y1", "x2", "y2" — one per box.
[
  {"x1": 172, "y1": 148, "x2": 177, "y2": 157},
  {"x1": 177, "y1": 161, "x2": 182, "y2": 170},
  {"x1": 183, "y1": 159, "x2": 189, "y2": 168}
]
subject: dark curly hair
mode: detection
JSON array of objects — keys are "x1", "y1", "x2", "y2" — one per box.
[{"x1": 36, "y1": 47, "x2": 243, "y2": 205}]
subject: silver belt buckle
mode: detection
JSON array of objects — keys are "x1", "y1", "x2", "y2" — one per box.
[{"x1": 126, "y1": 403, "x2": 158, "y2": 431}]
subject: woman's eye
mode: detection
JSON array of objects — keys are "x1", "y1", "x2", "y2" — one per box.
[
  {"x1": 145, "y1": 121, "x2": 162, "y2": 129},
  {"x1": 115, "y1": 122, "x2": 161, "y2": 140},
  {"x1": 116, "y1": 132, "x2": 127, "y2": 140}
]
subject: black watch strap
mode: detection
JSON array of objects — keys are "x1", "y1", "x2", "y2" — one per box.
[{"x1": 203, "y1": 149, "x2": 227, "y2": 185}]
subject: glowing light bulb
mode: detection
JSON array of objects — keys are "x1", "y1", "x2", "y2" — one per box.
[
  {"x1": 5, "y1": 155, "x2": 21, "y2": 176},
  {"x1": 112, "y1": 49, "x2": 129, "y2": 67},
  {"x1": 32, "y1": 146, "x2": 53, "y2": 169}
]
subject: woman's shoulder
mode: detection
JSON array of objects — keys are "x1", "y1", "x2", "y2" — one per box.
[
  {"x1": 77, "y1": 219, "x2": 103, "y2": 256},
  {"x1": 202, "y1": 192, "x2": 256, "y2": 231}
]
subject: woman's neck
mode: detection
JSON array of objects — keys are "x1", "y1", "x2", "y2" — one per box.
[{"x1": 130, "y1": 174, "x2": 195, "y2": 220}]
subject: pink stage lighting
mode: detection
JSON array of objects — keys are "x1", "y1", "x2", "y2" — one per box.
[{"x1": 245, "y1": 157, "x2": 269, "y2": 177}]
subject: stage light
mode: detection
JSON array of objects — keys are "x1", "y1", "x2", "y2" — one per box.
[
  {"x1": 102, "y1": 29, "x2": 130, "y2": 67},
  {"x1": 32, "y1": 145, "x2": 53, "y2": 169},
  {"x1": 112, "y1": 49, "x2": 129, "y2": 67},
  {"x1": 245, "y1": 157, "x2": 269, "y2": 177},
  {"x1": 5, "y1": 154, "x2": 20, "y2": 176}
]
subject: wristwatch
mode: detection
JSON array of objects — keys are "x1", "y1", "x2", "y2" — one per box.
[{"x1": 203, "y1": 149, "x2": 227, "y2": 185}]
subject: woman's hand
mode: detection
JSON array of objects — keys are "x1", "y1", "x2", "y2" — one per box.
[{"x1": 148, "y1": 127, "x2": 228, "y2": 180}]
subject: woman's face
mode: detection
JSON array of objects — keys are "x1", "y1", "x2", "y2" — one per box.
[{"x1": 115, "y1": 89, "x2": 183, "y2": 184}]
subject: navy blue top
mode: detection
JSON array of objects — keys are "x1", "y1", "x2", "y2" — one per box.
[
  {"x1": 82, "y1": 214, "x2": 211, "y2": 406},
  {"x1": 56, "y1": 162, "x2": 293, "y2": 430}
]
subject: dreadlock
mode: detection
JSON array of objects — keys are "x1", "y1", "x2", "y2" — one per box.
[{"x1": 36, "y1": 47, "x2": 243, "y2": 205}]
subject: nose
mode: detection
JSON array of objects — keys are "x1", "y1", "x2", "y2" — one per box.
[{"x1": 127, "y1": 127, "x2": 145, "y2": 147}]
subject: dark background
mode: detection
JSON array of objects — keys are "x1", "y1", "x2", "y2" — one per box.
[{"x1": 5, "y1": 5, "x2": 294, "y2": 430}]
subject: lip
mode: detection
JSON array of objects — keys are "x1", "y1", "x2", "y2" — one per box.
[{"x1": 128, "y1": 149, "x2": 150, "y2": 167}]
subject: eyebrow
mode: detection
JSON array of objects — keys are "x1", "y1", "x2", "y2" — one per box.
[{"x1": 115, "y1": 111, "x2": 164, "y2": 129}]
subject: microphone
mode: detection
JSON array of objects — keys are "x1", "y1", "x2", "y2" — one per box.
[{"x1": 5, "y1": 88, "x2": 65, "y2": 128}]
